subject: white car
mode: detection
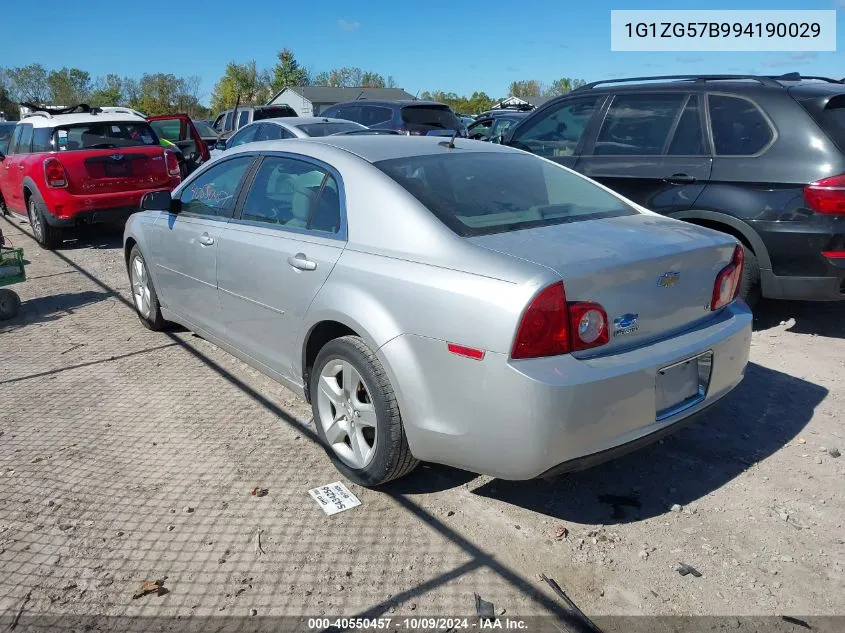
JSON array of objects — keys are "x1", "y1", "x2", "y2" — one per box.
[{"x1": 210, "y1": 117, "x2": 368, "y2": 159}]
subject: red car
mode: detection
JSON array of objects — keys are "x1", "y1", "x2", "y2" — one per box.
[
  {"x1": 0, "y1": 104, "x2": 181, "y2": 249},
  {"x1": 147, "y1": 113, "x2": 213, "y2": 176}
]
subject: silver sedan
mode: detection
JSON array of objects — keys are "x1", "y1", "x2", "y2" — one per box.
[
  {"x1": 211, "y1": 117, "x2": 368, "y2": 158},
  {"x1": 124, "y1": 136, "x2": 752, "y2": 486}
]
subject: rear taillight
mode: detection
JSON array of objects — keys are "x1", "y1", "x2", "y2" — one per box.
[
  {"x1": 511, "y1": 282, "x2": 608, "y2": 359},
  {"x1": 43, "y1": 157, "x2": 67, "y2": 188},
  {"x1": 164, "y1": 150, "x2": 181, "y2": 177},
  {"x1": 711, "y1": 244, "x2": 745, "y2": 311},
  {"x1": 804, "y1": 174, "x2": 845, "y2": 214}
]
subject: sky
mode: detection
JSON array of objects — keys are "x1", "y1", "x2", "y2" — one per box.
[{"x1": 1, "y1": 0, "x2": 845, "y2": 105}]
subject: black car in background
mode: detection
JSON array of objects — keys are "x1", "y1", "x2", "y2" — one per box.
[
  {"x1": 468, "y1": 111, "x2": 528, "y2": 142},
  {"x1": 503, "y1": 73, "x2": 845, "y2": 305},
  {"x1": 321, "y1": 100, "x2": 466, "y2": 137}
]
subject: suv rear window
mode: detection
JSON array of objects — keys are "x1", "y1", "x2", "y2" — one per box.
[
  {"x1": 400, "y1": 105, "x2": 462, "y2": 134},
  {"x1": 254, "y1": 106, "x2": 296, "y2": 121},
  {"x1": 375, "y1": 152, "x2": 636, "y2": 237},
  {"x1": 803, "y1": 94, "x2": 845, "y2": 153},
  {"x1": 54, "y1": 122, "x2": 159, "y2": 151}
]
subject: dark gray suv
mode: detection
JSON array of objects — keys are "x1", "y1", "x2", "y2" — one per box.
[
  {"x1": 504, "y1": 73, "x2": 845, "y2": 305},
  {"x1": 321, "y1": 100, "x2": 466, "y2": 137}
]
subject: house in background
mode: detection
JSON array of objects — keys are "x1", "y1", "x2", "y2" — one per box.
[
  {"x1": 492, "y1": 95, "x2": 555, "y2": 110},
  {"x1": 268, "y1": 86, "x2": 416, "y2": 116}
]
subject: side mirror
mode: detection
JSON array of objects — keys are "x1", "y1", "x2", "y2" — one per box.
[
  {"x1": 141, "y1": 189, "x2": 179, "y2": 213},
  {"x1": 215, "y1": 140, "x2": 227, "y2": 151}
]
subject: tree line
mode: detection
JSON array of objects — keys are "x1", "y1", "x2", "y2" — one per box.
[{"x1": 0, "y1": 49, "x2": 585, "y2": 120}]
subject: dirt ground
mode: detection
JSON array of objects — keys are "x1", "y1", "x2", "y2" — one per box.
[{"x1": 0, "y1": 214, "x2": 843, "y2": 632}]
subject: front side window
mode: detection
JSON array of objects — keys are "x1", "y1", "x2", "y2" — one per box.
[
  {"x1": 240, "y1": 156, "x2": 341, "y2": 233},
  {"x1": 227, "y1": 124, "x2": 259, "y2": 148},
  {"x1": 511, "y1": 97, "x2": 600, "y2": 158},
  {"x1": 179, "y1": 155, "x2": 253, "y2": 218},
  {"x1": 149, "y1": 119, "x2": 183, "y2": 142},
  {"x1": 376, "y1": 152, "x2": 636, "y2": 237},
  {"x1": 708, "y1": 94, "x2": 774, "y2": 155},
  {"x1": 593, "y1": 93, "x2": 686, "y2": 155},
  {"x1": 223, "y1": 111, "x2": 234, "y2": 132},
  {"x1": 0, "y1": 124, "x2": 16, "y2": 154},
  {"x1": 254, "y1": 123, "x2": 283, "y2": 141},
  {"x1": 55, "y1": 122, "x2": 158, "y2": 151}
]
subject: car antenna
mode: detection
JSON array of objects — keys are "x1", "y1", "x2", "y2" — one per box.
[
  {"x1": 355, "y1": 90, "x2": 364, "y2": 100},
  {"x1": 439, "y1": 128, "x2": 458, "y2": 149}
]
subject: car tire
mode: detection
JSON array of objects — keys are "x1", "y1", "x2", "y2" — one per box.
[
  {"x1": 310, "y1": 335, "x2": 419, "y2": 487},
  {"x1": 0, "y1": 193, "x2": 8, "y2": 216},
  {"x1": 127, "y1": 245, "x2": 167, "y2": 331},
  {"x1": 739, "y1": 245, "x2": 760, "y2": 309},
  {"x1": 0, "y1": 289, "x2": 21, "y2": 320},
  {"x1": 27, "y1": 192, "x2": 63, "y2": 250}
]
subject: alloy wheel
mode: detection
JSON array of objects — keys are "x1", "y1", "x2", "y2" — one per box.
[
  {"x1": 28, "y1": 200, "x2": 43, "y2": 242},
  {"x1": 316, "y1": 360, "x2": 378, "y2": 468},
  {"x1": 130, "y1": 254, "x2": 152, "y2": 319}
]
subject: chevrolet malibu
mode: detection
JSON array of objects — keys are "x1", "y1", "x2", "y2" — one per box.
[{"x1": 124, "y1": 136, "x2": 752, "y2": 486}]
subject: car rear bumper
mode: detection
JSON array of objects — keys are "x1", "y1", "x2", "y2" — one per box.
[
  {"x1": 42, "y1": 182, "x2": 180, "y2": 225},
  {"x1": 760, "y1": 269, "x2": 845, "y2": 301},
  {"x1": 377, "y1": 302, "x2": 752, "y2": 480}
]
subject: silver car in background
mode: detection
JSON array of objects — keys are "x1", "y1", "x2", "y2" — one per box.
[
  {"x1": 124, "y1": 136, "x2": 752, "y2": 486},
  {"x1": 210, "y1": 117, "x2": 369, "y2": 158}
]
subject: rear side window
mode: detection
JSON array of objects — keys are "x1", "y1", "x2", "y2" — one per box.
[
  {"x1": 223, "y1": 111, "x2": 234, "y2": 132},
  {"x1": 237, "y1": 110, "x2": 250, "y2": 129},
  {"x1": 400, "y1": 105, "x2": 461, "y2": 134},
  {"x1": 55, "y1": 122, "x2": 158, "y2": 151},
  {"x1": 510, "y1": 97, "x2": 601, "y2": 158},
  {"x1": 295, "y1": 122, "x2": 365, "y2": 137},
  {"x1": 802, "y1": 94, "x2": 845, "y2": 153},
  {"x1": 32, "y1": 128, "x2": 53, "y2": 153},
  {"x1": 708, "y1": 94, "x2": 773, "y2": 156},
  {"x1": 227, "y1": 124, "x2": 259, "y2": 148},
  {"x1": 375, "y1": 152, "x2": 637, "y2": 237},
  {"x1": 594, "y1": 93, "x2": 685, "y2": 155},
  {"x1": 358, "y1": 106, "x2": 393, "y2": 127},
  {"x1": 336, "y1": 105, "x2": 361, "y2": 122}
]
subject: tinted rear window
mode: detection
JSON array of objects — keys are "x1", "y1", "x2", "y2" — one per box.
[
  {"x1": 254, "y1": 107, "x2": 296, "y2": 121},
  {"x1": 295, "y1": 122, "x2": 365, "y2": 136},
  {"x1": 375, "y1": 152, "x2": 637, "y2": 237},
  {"x1": 803, "y1": 94, "x2": 845, "y2": 153},
  {"x1": 401, "y1": 106, "x2": 462, "y2": 132},
  {"x1": 54, "y1": 122, "x2": 159, "y2": 151},
  {"x1": 192, "y1": 121, "x2": 218, "y2": 137}
]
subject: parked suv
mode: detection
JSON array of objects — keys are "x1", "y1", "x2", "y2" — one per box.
[
  {"x1": 320, "y1": 100, "x2": 466, "y2": 137},
  {"x1": 211, "y1": 104, "x2": 297, "y2": 139},
  {"x1": 0, "y1": 104, "x2": 181, "y2": 249},
  {"x1": 503, "y1": 73, "x2": 845, "y2": 304}
]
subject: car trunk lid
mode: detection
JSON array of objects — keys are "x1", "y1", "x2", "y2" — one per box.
[
  {"x1": 468, "y1": 214, "x2": 737, "y2": 353},
  {"x1": 60, "y1": 146, "x2": 171, "y2": 195}
]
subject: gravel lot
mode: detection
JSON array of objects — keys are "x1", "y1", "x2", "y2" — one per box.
[{"x1": 0, "y1": 214, "x2": 843, "y2": 631}]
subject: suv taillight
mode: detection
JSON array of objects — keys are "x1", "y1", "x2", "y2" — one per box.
[
  {"x1": 43, "y1": 157, "x2": 67, "y2": 188},
  {"x1": 711, "y1": 245, "x2": 745, "y2": 311},
  {"x1": 511, "y1": 282, "x2": 608, "y2": 359},
  {"x1": 164, "y1": 149, "x2": 181, "y2": 177},
  {"x1": 804, "y1": 174, "x2": 845, "y2": 214}
]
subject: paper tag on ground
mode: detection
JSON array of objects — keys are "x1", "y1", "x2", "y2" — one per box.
[{"x1": 308, "y1": 481, "x2": 361, "y2": 515}]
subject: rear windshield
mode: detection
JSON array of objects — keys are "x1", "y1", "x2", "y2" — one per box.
[
  {"x1": 0, "y1": 124, "x2": 14, "y2": 154},
  {"x1": 254, "y1": 107, "x2": 296, "y2": 121},
  {"x1": 54, "y1": 122, "x2": 159, "y2": 151},
  {"x1": 375, "y1": 152, "x2": 637, "y2": 237},
  {"x1": 295, "y1": 122, "x2": 365, "y2": 136},
  {"x1": 400, "y1": 105, "x2": 462, "y2": 132}
]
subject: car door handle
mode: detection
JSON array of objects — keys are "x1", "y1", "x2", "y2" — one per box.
[
  {"x1": 17, "y1": 164, "x2": 24, "y2": 170},
  {"x1": 287, "y1": 253, "x2": 317, "y2": 271},
  {"x1": 198, "y1": 233, "x2": 214, "y2": 246},
  {"x1": 664, "y1": 173, "x2": 696, "y2": 185}
]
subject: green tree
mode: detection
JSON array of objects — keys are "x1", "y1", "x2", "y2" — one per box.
[
  {"x1": 312, "y1": 67, "x2": 387, "y2": 88},
  {"x1": 507, "y1": 79, "x2": 544, "y2": 98},
  {"x1": 360, "y1": 71, "x2": 385, "y2": 88},
  {"x1": 47, "y1": 67, "x2": 92, "y2": 105},
  {"x1": 0, "y1": 73, "x2": 20, "y2": 120},
  {"x1": 271, "y1": 48, "x2": 309, "y2": 93},
  {"x1": 89, "y1": 74, "x2": 123, "y2": 106},
  {"x1": 5, "y1": 64, "x2": 49, "y2": 103},
  {"x1": 122, "y1": 77, "x2": 141, "y2": 109},
  {"x1": 544, "y1": 77, "x2": 586, "y2": 97},
  {"x1": 211, "y1": 61, "x2": 272, "y2": 110}
]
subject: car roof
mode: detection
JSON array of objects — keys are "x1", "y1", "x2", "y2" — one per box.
[
  {"x1": 226, "y1": 134, "x2": 519, "y2": 163},
  {"x1": 567, "y1": 77, "x2": 845, "y2": 97},
  {"x1": 19, "y1": 112, "x2": 148, "y2": 129},
  {"x1": 262, "y1": 117, "x2": 364, "y2": 127},
  {"x1": 329, "y1": 99, "x2": 448, "y2": 108}
]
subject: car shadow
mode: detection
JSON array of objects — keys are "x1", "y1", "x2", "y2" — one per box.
[
  {"x1": 753, "y1": 298, "x2": 845, "y2": 339},
  {"x1": 470, "y1": 362, "x2": 826, "y2": 524},
  {"x1": 0, "y1": 290, "x2": 116, "y2": 332},
  {"x1": 59, "y1": 223, "x2": 125, "y2": 251}
]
